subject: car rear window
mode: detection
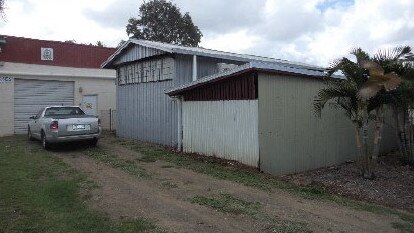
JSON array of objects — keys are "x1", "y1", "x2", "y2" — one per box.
[{"x1": 44, "y1": 107, "x2": 85, "y2": 117}]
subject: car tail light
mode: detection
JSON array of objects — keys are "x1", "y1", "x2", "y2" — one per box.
[
  {"x1": 50, "y1": 121, "x2": 58, "y2": 131},
  {"x1": 98, "y1": 118, "x2": 101, "y2": 126}
]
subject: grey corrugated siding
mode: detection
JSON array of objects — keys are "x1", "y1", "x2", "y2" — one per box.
[
  {"x1": 14, "y1": 79, "x2": 74, "y2": 134},
  {"x1": 182, "y1": 100, "x2": 259, "y2": 167},
  {"x1": 116, "y1": 52, "x2": 246, "y2": 147},
  {"x1": 174, "y1": 55, "x2": 193, "y2": 86},
  {"x1": 116, "y1": 80, "x2": 177, "y2": 146},
  {"x1": 258, "y1": 73, "x2": 397, "y2": 175},
  {"x1": 113, "y1": 45, "x2": 167, "y2": 65}
]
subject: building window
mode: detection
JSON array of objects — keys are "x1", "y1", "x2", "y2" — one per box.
[{"x1": 117, "y1": 57, "x2": 174, "y2": 85}]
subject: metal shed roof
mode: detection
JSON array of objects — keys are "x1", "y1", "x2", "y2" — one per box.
[
  {"x1": 165, "y1": 61, "x2": 327, "y2": 96},
  {"x1": 101, "y1": 39, "x2": 323, "y2": 70}
]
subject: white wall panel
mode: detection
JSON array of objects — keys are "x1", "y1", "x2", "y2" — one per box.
[{"x1": 182, "y1": 100, "x2": 259, "y2": 167}]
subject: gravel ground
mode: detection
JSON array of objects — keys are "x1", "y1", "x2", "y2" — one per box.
[{"x1": 283, "y1": 155, "x2": 414, "y2": 212}]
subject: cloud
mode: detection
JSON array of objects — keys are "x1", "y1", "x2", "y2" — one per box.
[
  {"x1": 175, "y1": 0, "x2": 266, "y2": 33},
  {"x1": 0, "y1": 0, "x2": 413, "y2": 67},
  {"x1": 83, "y1": 0, "x2": 138, "y2": 30}
]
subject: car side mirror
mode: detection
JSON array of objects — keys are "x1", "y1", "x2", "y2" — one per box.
[{"x1": 29, "y1": 116, "x2": 35, "y2": 119}]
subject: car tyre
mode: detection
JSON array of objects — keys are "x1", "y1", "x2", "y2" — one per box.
[
  {"x1": 28, "y1": 127, "x2": 34, "y2": 141},
  {"x1": 41, "y1": 132, "x2": 50, "y2": 150},
  {"x1": 90, "y1": 138, "x2": 98, "y2": 147}
]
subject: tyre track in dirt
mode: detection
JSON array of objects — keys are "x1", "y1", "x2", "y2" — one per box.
[{"x1": 55, "y1": 135, "x2": 404, "y2": 233}]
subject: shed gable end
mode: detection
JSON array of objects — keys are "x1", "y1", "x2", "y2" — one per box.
[{"x1": 112, "y1": 44, "x2": 168, "y2": 66}]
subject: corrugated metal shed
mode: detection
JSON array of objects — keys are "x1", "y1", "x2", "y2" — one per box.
[
  {"x1": 102, "y1": 39, "x2": 323, "y2": 70},
  {"x1": 0, "y1": 35, "x2": 116, "y2": 68}
]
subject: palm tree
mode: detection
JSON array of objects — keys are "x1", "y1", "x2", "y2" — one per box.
[
  {"x1": 314, "y1": 47, "x2": 410, "y2": 178},
  {"x1": 315, "y1": 48, "x2": 372, "y2": 178},
  {"x1": 374, "y1": 48, "x2": 414, "y2": 163}
]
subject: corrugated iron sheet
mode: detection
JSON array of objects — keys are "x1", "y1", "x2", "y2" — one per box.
[
  {"x1": 182, "y1": 72, "x2": 257, "y2": 101},
  {"x1": 116, "y1": 80, "x2": 178, "y2": 146},
  {"x1": 257, "y1": 73, "x2": 397, "y2": 175},
  {"x1": 0, "y1": 35, "x2": 116, "y2": 68},
  {"x1": 112, "y1": 44, "x2": 167, "y2": 65},
  {"x1": 182, "y1": 100, "x2": 259, "y2": 167}
]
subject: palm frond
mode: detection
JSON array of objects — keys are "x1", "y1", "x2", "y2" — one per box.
[
  {"x1": 314, "y1": 79, "x2": 358, "y2": 117},
  {"x1": 351, "y1": 48, "x2": 370, "y2": 64},
  {"x1": 374, "y1": 46, "x2": 412, "y2": 62}
]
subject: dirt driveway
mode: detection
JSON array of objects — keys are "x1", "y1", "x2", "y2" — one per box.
[{"x1": 52, "y1": 134, "x2": 410, "y2": 233}]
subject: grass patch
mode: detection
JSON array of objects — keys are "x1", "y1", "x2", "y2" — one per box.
[
  {"x1": 83, "y1": 147, "x2": 151, "y2": 179},
  {"x1": 270, "y1": 217, "x2": 312, "y2": 233},
  {"x1": 191, "y1": 193, "x2": 261, "y2": 216},
  {"x1": 114, "y1": 138, "x2": 414, "y2": 227},
  {"x1": 190, "y1": 193, "x2": 310, "y2": 232},
  {"x1": 160, "y1": 181, "x2": 178, "y2": 189},
  {"x1": 0, "y1": 136, "x2": 160, "y2": 233},
  {"x1": 392, "y1": 222, "x2": 414, "y2": 233}
]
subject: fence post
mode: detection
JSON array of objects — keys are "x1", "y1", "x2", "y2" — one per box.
[{"x1": 109, "y1": 108, "x2": 112, "y2": 131}]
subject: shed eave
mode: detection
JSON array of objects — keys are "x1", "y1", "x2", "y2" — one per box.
[{"x1": 165, "y1": 65, "x2": 326, "y2": 97}]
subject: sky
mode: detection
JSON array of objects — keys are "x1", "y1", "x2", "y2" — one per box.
[{"x1": 0, "y1": 0, "x2": 413, "y2": 67}]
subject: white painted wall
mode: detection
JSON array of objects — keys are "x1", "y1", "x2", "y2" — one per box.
[
  {"x1": 182, "y1": 100, "x2": 259, "y2": 167},
  {"x1": 0, "y1": 76, "x2": 14, "y2": 136},
  {"x1": 0, "y1": 62, "x2": 116, "y2": 136}
]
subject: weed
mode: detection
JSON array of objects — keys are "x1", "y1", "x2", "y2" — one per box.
[
  {"x1": 83, "y1": 147, "x2": 151, "y2": 179},
  {"x1": 270, "y1": 217, "x2": 312, "y2": 233},
  {"x1": 391, "y1": 222, "x2": 414, "y2": 233},
  {"x1": 161, "y1": 181, "x2": 178, "y2": 189},
  {"x1": 191, "y1": 193, "x2": 261, "y2": 216}
]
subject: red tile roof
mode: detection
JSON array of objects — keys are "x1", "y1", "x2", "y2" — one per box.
[{"x1": 0, "y1": 35, "x2": 116, "y2": 69}]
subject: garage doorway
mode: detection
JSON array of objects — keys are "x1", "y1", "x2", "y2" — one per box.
[{"x1": 14, "y1": 79, "x2": 75, "y2": 134}]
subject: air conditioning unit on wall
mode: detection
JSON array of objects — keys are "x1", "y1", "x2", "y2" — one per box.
[{"x1": 217, "y1": 63, "x2": 239, "y2": 73}]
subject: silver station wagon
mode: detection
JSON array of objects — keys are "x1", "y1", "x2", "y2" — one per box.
[{"x1": 27, "y1": 106, "x2": 101, "y2": 149}]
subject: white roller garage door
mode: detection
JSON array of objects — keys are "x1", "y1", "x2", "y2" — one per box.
[{"x1": 14, "y1": 79, "x2": 74, "y2": 134}]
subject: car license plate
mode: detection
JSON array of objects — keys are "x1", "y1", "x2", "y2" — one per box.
[
  {"x1": 73, "y1": 124, "x2": 85, "y2": 130},
  {"x1": 67, "y1": 124, "x2": 91, "y2": 131}
]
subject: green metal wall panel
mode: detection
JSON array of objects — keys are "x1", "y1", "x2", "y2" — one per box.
[{"x1": 258, "y1": 73, "x2": 371, "y2": 175}]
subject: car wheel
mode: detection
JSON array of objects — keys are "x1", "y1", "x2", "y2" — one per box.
[
  {"x1": 28, "y1": 127, "x2": 34, "y2": 141},
  {"x1": 90, "y1": 138, "x2": 98, "y2": 147},
  {"x1": 41, "y1": 132, "x2": 50, "y2": 150}
]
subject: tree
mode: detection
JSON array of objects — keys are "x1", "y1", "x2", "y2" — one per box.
[
  {"x1": 1, "y1": 0, "x2": 6, "y2": 18},
  {"x1": 314, "y1": 47, "x2": 409, "y2": 178},
  {"x1": 64, "y1": 39, "x2": 77, "y2": 44},
  {"x1": 0, "y1": 0, "x2": 4, "y2": 13},
  {"x1": 117, "y1": 40, "x2": 127, "y2": 49},
  {"x1": 126, "y1": 0, "x2": 202, "y2": 47},
  {"x1": 95, "y1": 41, "x2": 105, "y2": 47},
  {"x1": 375, "y1": 48, "x2": 414, "y2": 163}
]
